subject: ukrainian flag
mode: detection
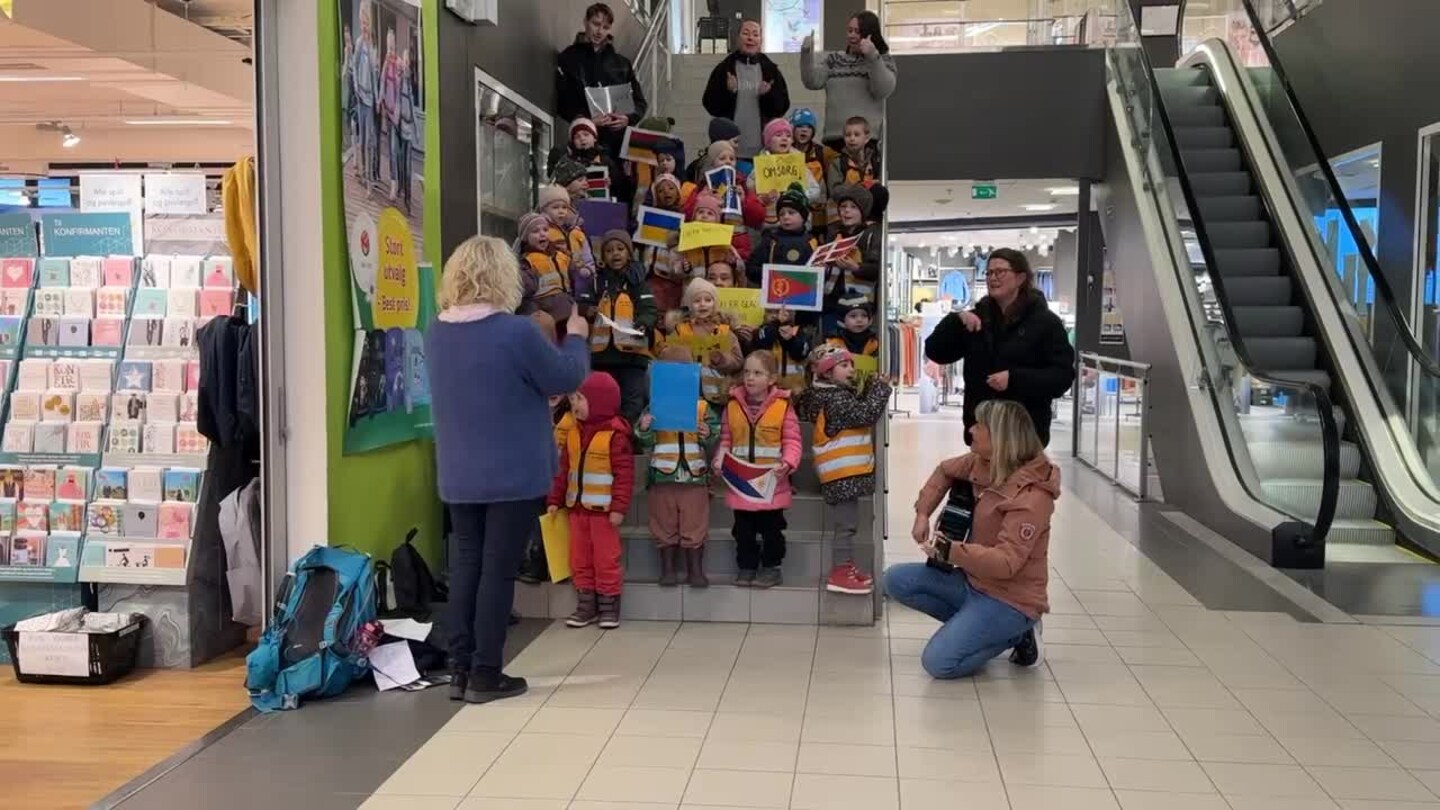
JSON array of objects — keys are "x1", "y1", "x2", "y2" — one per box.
[{"x1": 635, "y1": 207, "x2": 684, "y2": 247}]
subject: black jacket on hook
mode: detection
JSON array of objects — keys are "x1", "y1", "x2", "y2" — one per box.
[{"x1": 197, "y1": 315, "x2": 259, "y2": 450}]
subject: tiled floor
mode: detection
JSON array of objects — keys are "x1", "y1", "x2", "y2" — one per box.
[{"x1": 358, "y1": 414, "x2": 1440, "y2": 810}]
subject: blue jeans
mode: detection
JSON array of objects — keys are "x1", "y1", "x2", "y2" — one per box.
[{"x1": 884, "y1": 562, "x2": 1035, "y2": 679}]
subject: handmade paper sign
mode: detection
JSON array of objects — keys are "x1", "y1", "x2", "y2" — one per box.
[
  {"x1": 721, "y1": 453, "x2": 778, "y2": 504},
  {"x1": 716, "y1": 288, "x2": 763, "y2": 327},
  {"x1": 649, "y1": 361, "x2": 702, "y2": 432},
  {"x1": 761, "y1": 264, "x2": 824, "y2": 312},
  {"x1": 809, "y1": 233, "x2": 862, "y2": 267},
  {"x1": 620, "y1": 127, "x2": 677, "y2": 165},
  {"x1": 633, "y1": 206, "x2": 684, "y2": 249},
  {"x1": 585, "y1": 85, "x2": 636, "y2": 118},
  {"x1": 585, "y1": 165, "x2": 611, "y2": 200},
  {"x1": 576, "y1": 199, "x2": 629, "y2": 243},
  {"x1": 853, "y1": 355, "x2": 880, "y2": 388},
  {"x1": 678, "y1": 222, "x2": 734, "y2": 253},
  {"x1": 753, "y1": 152, "x2": 807, "y2": 195},
  {"x1": 705, "y1": 166, "x2": 742, "y2": 216}
]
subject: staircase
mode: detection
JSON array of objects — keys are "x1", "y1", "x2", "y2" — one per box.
[
  {"x1": 513, "y1": 423, "x2": 880, "y2": 625},
  {"x1": 1156, "y1": 66, "x2": 1396, "y2": 551},
  {"x1": 666, "y1": 52, "x2": 828, "y2": 166}
]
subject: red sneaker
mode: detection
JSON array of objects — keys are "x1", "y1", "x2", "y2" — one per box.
[{"x1": 826, "y1": 561, "x2": 874, "y2": 595}]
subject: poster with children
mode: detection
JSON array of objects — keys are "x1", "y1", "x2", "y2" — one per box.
[{"x1": 338, "y1": 0, "x2": 435, "y2": 454}]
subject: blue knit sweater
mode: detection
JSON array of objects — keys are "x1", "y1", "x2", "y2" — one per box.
[{"x1": 426, "y1": 314, "x2": 589, "y2": 504}]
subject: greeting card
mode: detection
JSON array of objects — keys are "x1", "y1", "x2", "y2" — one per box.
[
  {"x1": 132, "y1": 287, "x2": 168, "y2": 318},
  {"x1": 25, "y1": 316, "x2": 57, "y2": 346},
  {"x1": 184, "y1": 360, "x2": 200, "y2": 392},
  {"x1": 69, "y1": 256, "x2": 103, "y2": 288},
  {"x1": 78, "y1": 359, "x2": 114, "y2": 392},
  {"x1": 18, "y1": 500, "x2": 48, "y2": 532},
  {"x1": 0, "y1": 499, "x2": 13, "y2": 534},
  {"x1": 0, "y1": 316, "x2": 20, "y2": 350},
  {"x1": 49, "y1": 500, "x2": 84, "y2": 533},
  {"x1": 63, "y1": 288, "x2": 95, "y2": 318},
  {"x1": 0, "y1": 291, "x2": 27, "y2": 317},
  {"x1": 17, "y1": 358, "x2": 49, "y2": 391},
  {"x1": 172, "y1": 256, "x2": 202, "y2": 288},
  {"x1": 1, "y1": 257, "x2": 35, "y2": 289},
  {"x1": 167, "y1": 288, "x2": 198, "y2": 319},
  {"x1": 199, "y1": 288, "x2": 234, "y2": 318},
  {"x1": 75, "y1": 392, "x2": 107, "y2": 422},
  {"x1": 56, "y1": 317, "x2": 89, "y2": 347},
  {"x1": 41, "y1": 392, "x2": 74, "y2": 422},
  {"x1": 22, "y1": 466, "x2": 55, "y2": 501},
  {"x1": 143, "y1": 422, "x2": 175, "y2": 454},
  {"x1": 10, "y1": 532, "x2": 45, "y2": 565},
  {"x1": 33, "y1": 288, "x2": 65, "y2": 316},
  {"x1": 124, "y1": 502, "x2": 159, "y2": 538},
  {"x1": 46, "y1": 535, "x2": 79, "y2": 568},
  {"x1": 146, "y1": 392, "x2": 179, "y2": 423},
  {"x1": 118, "y1": 361, "x2": 153, "y2": 391},
  {"x1": 178, "y1": 391, "x2": 199, "y2": 422},
  {"x1": 203, "y1": 257, "x2": 233, "y2": 289},
  {"x1": 163, "y1": 468, "x2": 201, "y2": 502},
  {"x1": 106, "y1": 420, "x2": 142, "y2": 454},
  {"x1": 96, "y1": 286, "x2": 129, "y2": 317},
  {"x1": 129, "y1": 467, "x2": 163, "y2": 503},
  {"x1": 92, "y1": 317, "x2": 125, "y2": 347},
  {"x1": 55, "y1": 466, "x2": 90, "y2": 500},
  {"x1": 128, "y1": 317, "x2": 164, "y2": 347},
  {"x1": 113, "y1": 392, "x2": 146, "y2": 422},
  {"x1": 67, "y1": 422, "x2": 102, "y2": 455},
  {"x1": 9, "y1": 391, "x2": 40, "y2": 422},
  {"x1": 162, "y1": 318, "x2": 195, "y2": 348},
  {"x1": 94, "y1": 468, "x2": 128, "y2": 500},
  {"x1": 175, "y1": 422, "x2": 208, "y2": 455},
  {"x1": 88, "y1": 500, "x2": 124, "y2": 535},
  {"x1": 37, "y1": 257, "x2": 68, "y2": 288},
  {"x1": 141, "y1": 255, "x2": 172, "y2": 288},
  {"x1": 0, "y1": 466, "x2": 21, "y2": 498},
  {"x1": 158, "y1": 501, "x2": 193, "y2": 539},
  {"x1": 1, "y1": 421, "x2": 34, "y2": 453},
  {"x1": 103, "y1": 257, "x2": 134, "y2": 287},
  {"x1": 33, "y1": 423, "x2": 66, "y2": 453},
  {"x1": 151, "y1": 359, "x2": 185, "y2": 393},
  {"x1": 49, "y1": 360, "x2": 79, "y2": 391}
]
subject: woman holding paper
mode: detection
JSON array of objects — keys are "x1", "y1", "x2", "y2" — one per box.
[
  {"x1": 701, "y1": 19, "x2": 792, "y2": 159},
  {"x1": 800, "y1": 11, "x2": 898, "y2": 149}
]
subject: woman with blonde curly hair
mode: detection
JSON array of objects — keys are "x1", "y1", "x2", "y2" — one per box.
[{"x1": 426, "y1": 234, "x2": 589, "y2": 704}]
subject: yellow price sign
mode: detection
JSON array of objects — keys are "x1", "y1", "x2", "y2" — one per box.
[
  {"x1": 373, "y1": 208, "x2": 418, "y2": 329},
  {"x1": 677, "y1": 221, "x2": 735, "y2": 253},
  {"x1": 716, "y1": 288, "x2": 763, "y2": 327},
  {"x1": 753, "y1": 152, "x2": 808, "y2": 195}
]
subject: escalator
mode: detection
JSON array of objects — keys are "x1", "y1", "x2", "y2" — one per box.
[{"x1": 1096, "y1": 1, "x2": 1440, "y2": 569}]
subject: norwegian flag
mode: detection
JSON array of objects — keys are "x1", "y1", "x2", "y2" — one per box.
[
  {"x1": 720, "y1": 452, "x2": 778, "y2": 504},
  {"x1": 808, "y1": 233, "x2": 862, "y2": 267}
]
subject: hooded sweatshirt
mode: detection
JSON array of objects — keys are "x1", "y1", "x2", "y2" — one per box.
[
  {"x1": 548, "y1": 371, "x2": 635, "y2": 514},
  {"x1": 914, "y1": 452, "x2": 1061, "y2": 619},
  {"x1": 715, "y1": 385, "x2": 803, "y2": 512}
]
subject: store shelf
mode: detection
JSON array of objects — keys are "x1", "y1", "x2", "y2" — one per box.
[
  {"x1": 0, "y1": 564, "x2": 81, "y2": 584},
  {"x1": 78, "y1": 536, "x2": 190, "y2": 586}
]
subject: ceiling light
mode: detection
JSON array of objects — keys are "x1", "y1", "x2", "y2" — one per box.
[
  {"x1": 1047, "y1": 186, "x2": 1081, "y2": 196},
  {"x1": 1022, "y1": 203, "x2": 1058, "y2": 212},
  {"x1": 1029, "y1": 226, "x2": 1040, "y2": 235},
  {"x1": 61, "y1": 126, "x2": 80, "y2": 148},
  {"x1": 124, "y1": 118, "x2": 234, "y2": 126},
  {"x1": 0, "y1": 75, "x2": 85, "y2": 83}
]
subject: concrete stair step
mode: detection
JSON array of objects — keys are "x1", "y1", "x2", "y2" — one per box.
[
  {"x1": 623, "y1": 492, "x2": 874, "y2": 532},
  {"x1": 618, "y1": 530, "x2": 876, "y2": 584},
  {"x1": 514, "y1": 580, "x2": 876, "y2": 625}
]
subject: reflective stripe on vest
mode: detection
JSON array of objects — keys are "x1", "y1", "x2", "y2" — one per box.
[
  {"x1": 813, "y1": 410, "x2": 874, "y2": 484},
  {"x1": 727, "y1": 397, "x2": 788, "y2": 464},
  {"x1": 591, "y1": 289, "x2": 650, "y2": 355},
  {"x1": 676, "y1": 322, "x2": 731, "y2": 399},
  {"x1": 650, "y1": 401, "x2": 710, "y2": 475},
  {"x1": 565, "y1": 427, "x2": 616, "y2": 511},
  {"x1": 525, "y1": 251, "x2": 568, "y2": 299}
]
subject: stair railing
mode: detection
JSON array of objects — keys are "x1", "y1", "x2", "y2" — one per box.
[{"x1": 633, "y1": 0, "x2": 672, "y2": 119}]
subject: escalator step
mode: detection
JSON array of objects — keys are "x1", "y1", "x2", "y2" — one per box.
[
  {"x1": 1183, "y1": 148, "x2": 1243, "y2": 173},
  {"x1": 1197, "y1": 195, "x2": 1262, "y2": 221},
  {"x1": 1221, "y1": 275, "x2": 1292, "y2": 306},
  {"x1": 1254, "y1": 368, "x2": 1331, "y2": 390},
  {"x1": 1246, "y1": 336, "x2": 1319, "y2": 370},
  {"x1": 1232, "y1": 305, "x2": 1305, "y2": 337},
  {"x1": 1155, "y1": 68, "x2": 1211, "y2": 89},
  {"x1": 1176, "y1": 126, "x2": 1235, "y2": 149},
  {"x1": 1213, "y1": 248, "x2": 1282, "y2": 276},
  {"x1": 1206, "y1": 221, "x2": 1271, "y2": 249},
  {"x1": 1191, "y1": 172, "x2": 1251, "y2": 196},
  {"x1": 1158, "y1": 84, "x2": 1219, "y2": 107},
  {"x1": 1170, "y1": 104, "x2": 1226, "y2": 127}
]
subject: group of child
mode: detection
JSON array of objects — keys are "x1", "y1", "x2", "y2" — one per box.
[{"x1": 518, "y1": 106, "x2": 891, "y2": 630}]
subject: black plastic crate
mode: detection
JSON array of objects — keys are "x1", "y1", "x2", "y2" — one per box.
[{"x1": 2, "y1": 615, "x2": 146, "y2": 685}]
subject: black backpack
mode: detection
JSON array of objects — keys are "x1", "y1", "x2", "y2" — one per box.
[{"x1": 389, "y1": 528, "x2": 446, "y2": 618}]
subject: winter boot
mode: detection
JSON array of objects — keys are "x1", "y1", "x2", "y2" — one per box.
[
  {"x1": 684, "y1": 546, "x2": 709, "y2": 588},
  {"x1": 566, "y1": 589, "x2": 598, "y2": 627},
  {"x1": 753, "y1": 566, "x2": 783, "y2": 589},
  {"x1": 517, "y1": 540, "x2": 549, "y2": 584},
  {"x1": 658, "y1": 546, "x2": 680, "y2": 587},
  {"x1": 597, "y1": 594, "x2": 621, "y2": 629}
]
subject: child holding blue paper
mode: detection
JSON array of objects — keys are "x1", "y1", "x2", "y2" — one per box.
[
  {"x1": 662, "y1": 278, "x2": 743, "y2": 406},
  {"x1": 635, "y1": 345, "x2": 720, "y2": 588}
]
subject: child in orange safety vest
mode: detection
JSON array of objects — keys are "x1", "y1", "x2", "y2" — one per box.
[
  {"x1": 793, "y1": 344, "x2": 892, "y2": 596},
  {"x1": 515, "y1": 212, "x2": 575, "y2": 335},
  {"x1": 548, "y1": 372, "x2": 635, "y2": 631},
  {"x1": 661, "y1": 277, "x2": 743, "y2": 407},
  {"x1": 538, "y1": 184, "x2": 596, "y2": 304},
  {"x1": 590, "y1": 230, "x2": 659, "y2": 426}
]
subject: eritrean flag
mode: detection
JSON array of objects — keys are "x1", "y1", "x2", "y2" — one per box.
[
  {"x1": 762, "y1": 264, "x2": 824, "y2": 312},
  {"x1": 633, "y1": 206, "x2": 684, "y2": 248},
  {"x1": 621, "y1": 127, "x2": 678, "y2": 166},
  {"x1": 721, "y1": 453, "x2": 778, "y2": 504}
]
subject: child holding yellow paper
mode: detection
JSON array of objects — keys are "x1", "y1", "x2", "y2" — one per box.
[
  {"x1": 663, "y1": 278, "x2": 743, "y2": 406},
  {"x1": 748, "y1": 119, "x2": 823, "y2": 227},
  {"x1": 679, "y1": 189, "x2": 751, "y2": 274}
]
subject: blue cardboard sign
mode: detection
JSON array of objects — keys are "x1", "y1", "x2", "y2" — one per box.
[
  {"x1": 649, "y1": 361, "x2": 702, "y2": 432},
  {"x1": 0, "y1": 214, "x2": 38, "y2": 257},
  {"x1": 41, "y1": 212, "x2": 134, "y2": 257}
]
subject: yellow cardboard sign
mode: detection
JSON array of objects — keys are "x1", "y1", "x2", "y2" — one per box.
[
  {"x1": 753, "y1": 152, "x2": 808, "y2": 195},
  {"x1": 539, "y1": 511, "x2": 571, "y2": 583},
  {"x1": 666, "y1": 331, "x2": 727, "y2": 361},
  {"x1": 716, "y1": 288, "x2": 763, "y2": 327},
  {"x1": 677, "y1": 222, "x2": 735, "y2": 252},
  {"x1": 853, "y1": 355, "x2": 880, "y2": 388}
]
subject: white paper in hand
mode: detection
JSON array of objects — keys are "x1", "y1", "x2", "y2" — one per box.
[
  {"x1": 598, "y1": 312, "x2": 645, "y2": 337},
  {"x1": 369, "y1": 641, "x2": 421, "y2": 691}
]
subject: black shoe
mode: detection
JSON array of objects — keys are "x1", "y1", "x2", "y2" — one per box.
[
  {"x1": 1009, "y1": 622, "x2": 1043, "y2": 669},
  {"x1": 448, "y1": 670, "x2": 469, "y2": 701},
  {"x1": 508, "y1": 609, "x2": 521, "y2": 626},
  {"x1": 463, "y1": 672, "x2": 528, "y2": 704}
]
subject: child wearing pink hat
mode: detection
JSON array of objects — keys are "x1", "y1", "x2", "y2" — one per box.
[
  {"x1": 679, "y1": 188, "x2": 753, "y2": 275},
  {"x1": 748, "y1": 118, "x2": 822, "y2": 227}
]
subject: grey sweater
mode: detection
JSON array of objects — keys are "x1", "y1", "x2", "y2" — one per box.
[{"x1": 799, "y1": 47, "x2": 898, "y2": 142}]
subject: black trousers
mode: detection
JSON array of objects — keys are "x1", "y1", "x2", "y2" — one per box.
[
  {"x1": 734, "y1": 509, "x2": 787, "y2": 570},
  {"x1": 446, "y1": 498, "x2": 543, "y2": 673}
]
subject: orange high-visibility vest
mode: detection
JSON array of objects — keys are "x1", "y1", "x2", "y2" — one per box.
[
  {"x1": 726, "y1": 397, "x2": 788, "y2": 465},
  {"x1": 524, "y1": 251, "x2": 569, "y2": 299},
  {"x1": 674, "y1": 322, "x2": 733, "y2": 401},
  {"x1": 825, "y1": 335, "x2": 879, "y2": 357},
  {"x1": 553, "y1": 412, "x2": 576, "y2": 452},
  {"x1": 592, "y1": 289, "x2": 651, "y2": 355},
  {"x1": 565, "y1": 428, "x2": 616, "y2": 512},
  {"x1": 812, "y1": 410, "x2": 874, "y2": 484},
  {"x1": 650, "y1": 401, "x2": 710, "y2": 476}
]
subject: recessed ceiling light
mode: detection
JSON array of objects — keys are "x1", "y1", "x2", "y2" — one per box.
[
  {"x1": 0, "y1": 75, "x2": 85, "y2": 83},
  {"x1": 124, "y1": 118, "x2": 234, "y2": 126},
  {"x1": 1022, "y1": 203, "x2": 1058, "y2": 212},
  {"x1": 1047, "y1": 186, "x2": 1081, "y2": 196}
]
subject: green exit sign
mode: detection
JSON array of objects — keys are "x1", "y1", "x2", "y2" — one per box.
[{"x1": 972, "y1": 183, "x2": 998, "y2": 200}]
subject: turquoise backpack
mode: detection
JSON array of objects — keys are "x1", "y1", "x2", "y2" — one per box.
[{"x1": 245, "y1": 546, "x2": 378, "y2": 712}]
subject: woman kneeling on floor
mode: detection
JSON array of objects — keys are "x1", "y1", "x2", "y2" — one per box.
[{"x1": 885, "y1": 399, "x2": 1058, "y2": 679}]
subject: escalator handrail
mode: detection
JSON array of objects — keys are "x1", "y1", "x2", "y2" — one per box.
[
  {"x1": 1133, "y1": 37, "x2": 1340, "y2": 546},
  {"x1": 1235, "y1": 0, "x2": 1440, "y2": 381}
]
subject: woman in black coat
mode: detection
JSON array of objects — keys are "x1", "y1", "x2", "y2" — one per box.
[
  {"x1": 924, "y1": 248, "x2": 1075, "y2": 447},
  {"x1": 701, "y1": 19, "x2": 790, "y2": 158}
]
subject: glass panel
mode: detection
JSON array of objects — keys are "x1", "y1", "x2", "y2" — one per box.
[
  {"x1": 1116, "y1": 374, "x2": 1144, "y2": 492},
  {"x1": 882, "y1": 0, "x2": 1120, "y2": 53},
  {"x1": 1079, "y1": 365, "x2": 1099, "y2": 466},
  {"x1": 1097, "y1": 370, "x2": 1119, "y2": 479},
  {"x1": 476, "y1": 80, "x2": 550, "y2": 245}
]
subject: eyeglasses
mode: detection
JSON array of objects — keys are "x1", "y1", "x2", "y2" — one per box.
[{"x1": 987, "y1": 265, "x2": 1019, "y2": 277}]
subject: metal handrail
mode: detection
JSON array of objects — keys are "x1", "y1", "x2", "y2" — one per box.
[
  {"x1": 1081, "y1": 352, "x2": 1151, "y2": 373},
  {"x1": 1077, "y1": 353, "x2": 1153, "y2": 499},
  {"x1": 633, "y1": 0, "x2": 671, "y2": 111}
]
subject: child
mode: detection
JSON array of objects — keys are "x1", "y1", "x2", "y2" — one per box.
[
  {"x1": 635, "y1": 345, "x2": 721, "y2": 587},
  {"x1": 747, "y1": 182, "x2": 817, "y2": 284},
  {"x1": 539, "y1": 185, "x2": 596, "y2": 304},
  {"x1": 753, "y1": 307, "x2": 811, "y2": 392},
  {"x1": 821, "y1": 184, "x2": 881, "y2": 331},
  {"x1": 591, "y1": 230, "x2": 658, "y2": 426},
  {"x1": 715, "y1": 351, "x2": 802, "y2": 589},
  {"x1": 790, "y1": 108, "x2": 835, "y2": 239},
  {"x1": 749, "y1": 119, "x2": 822, "y2": 227},
  {"x1": 794, "y1": 345, "x2": 892, "y2": 595},
  {"x1": 637, "y1": 173, "x2": 689, "y2": 313},
  {"x1": 827, "y1": 302, "x2": 880, "y2": 357},
  {"x1": 514, "y1": 212, "x2": 574, "y2": 327},
  {"x1": 552, "y1": 159, "x2": 589, "y2": 206},
  {"x1": 685, "y1": 117, "x2": 742, "y2": 184},
  {"x1": 548, "y1": 372, "x2": 634, "y2": 629},
  {"x1": 547, "y1": 118, "x2": 624, "y2": 194},
  {"x1": 665, "y1": 278, "x2": 743, "y2": 405},
  {"x1": 680, "y1": 141, "x2": 766, "y2": 233},
  {"x1": 680, "y1": 189, "x2": 751, "y2": 275},
  {"x1": 827, "y1": 116, "x2": 882, "y2": 194},
  {"x1": 704, "y1": 258, "x2": 757, "y2": 352}
]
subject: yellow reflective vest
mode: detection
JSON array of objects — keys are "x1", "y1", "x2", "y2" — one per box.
[
  {"x1": 726, "y1": 398, "x2": 788, "y2": 465},
  {"x1": 812, "y1": 410, "x2": 875, "y2": 484},
  {"x1": 591, "y1": 289, "x2": 651, "y2": 355},
  {"x1": 650, "y1": 401, "x2": 710, "y2": 476},
  {"x1": 564, "y1": 427, "x2": 616, "y2": 512},
  {"x1": 673, "y1": 322, "x2": 733, "y2": 401},
  {"x1": 524, "y1": 251, "x2": 569, "y2": 299}
]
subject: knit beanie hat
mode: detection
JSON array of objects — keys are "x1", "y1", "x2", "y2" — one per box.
[
  {"x1": 776, "y1": 182, "x2": 810, "y2": 220},
  {"x1": 708, "y1": 117, "x2": 741, "y2": 142},
  {"x1": 763, "y1": 118, "x2": 793, "y2": 147},
  {"x1": 705, "y1": 140, "x2": 736, "y2": 169},
  {"x1": 513, "y1": 212, "x2": 549, "y2": 253},
  {"x1": 637, "y1": 115, "x2": 675, "y2": 133},
  {"x1": 832, "y1": 184, "x2": 873, "y2": 219},
  {"x1": 809, "y1": 344, "x2": 852, "y2": 379},
  {"x1": 788, "y1": 108, "x2": 818, "y2": 131},
  {"x1": 682, "y1": 277, "x2": 719, "y2": 310},
  {"x1": 552, "y1": 158, "x2": 588, "y2": 188},
  {"x1": 652, "y1": 173, "x2": 681, "y2": 195},
  {"x1": 842, "y1": 300, "x2": 875, "y2": 319},
  {"x1": 569, "y1": 118, "x2": 598, "y2": 140},
  {"x1": 692, "y1": 189, "x2": 724, "y2": 220},
  {"x1": 538, "y1": 184, "x2": 569, "y2": 211},
  {"x1": 599, "y1": 229, "x2": 633, "y2": 255}
]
